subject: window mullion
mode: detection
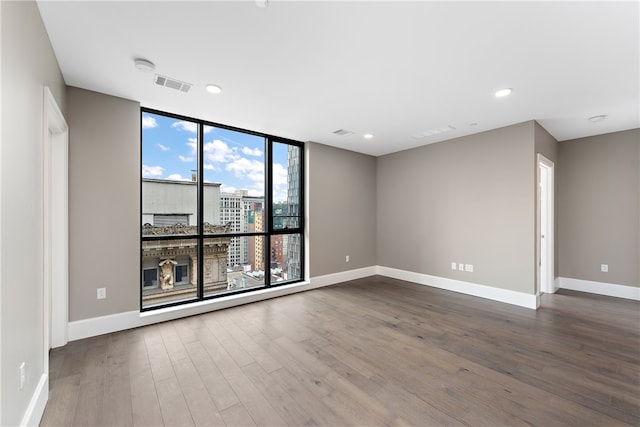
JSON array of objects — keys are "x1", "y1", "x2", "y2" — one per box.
[
  {"x1": 265, "y1": 137, "x2": 273, "y2": 286},
  {"x1": 197, "y1": 123, "x2": 204, "y2": 300}
]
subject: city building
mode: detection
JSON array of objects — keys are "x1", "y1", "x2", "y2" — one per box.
[{"x1": 141, "y1": 180, "x2": 277, "y2": 306}]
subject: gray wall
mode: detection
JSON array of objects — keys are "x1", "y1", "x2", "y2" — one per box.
[
  {"x1": 308, "y1": 143, "x2": 377, "y2": 277},
  {"x1": 0, "y1": 1, "x2": 66, "y2": 424},
  {"x1": 558, "y1": 129, "x2": 639, "y2": 287},
  {"x1": 67, "y1": 87, "x2": 140, "y2": 321},
  {"x1": 377, "y1": 122, "x2": 536, "y2": 294}
]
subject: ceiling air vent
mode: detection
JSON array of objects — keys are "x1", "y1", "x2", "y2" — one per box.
[
  {"x1": 154, "y1": 74, "x2": 192, "y2": 93},
  {"x1": 412, "y1": 125, "x2": 456, "y2": 139},
  {"x1": 333, "y1": 129, "x2": 355, "y2": 136}
]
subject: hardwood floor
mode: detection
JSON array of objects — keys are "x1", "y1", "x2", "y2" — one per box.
[{"x1": 40, "y1": 276, "x2": 640, "y2": 426}]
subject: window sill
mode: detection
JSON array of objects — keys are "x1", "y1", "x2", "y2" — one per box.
[{"x1": 139, "y1": 279, "x2": 311, "y2": 319}]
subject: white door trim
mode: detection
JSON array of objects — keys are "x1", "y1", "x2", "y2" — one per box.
[
  {"x1": 43, "y1": 87, "x2": 69, "y2": 357},
  {"x1": 537, "y1": 154, "x2": 555, "y2": 296}
]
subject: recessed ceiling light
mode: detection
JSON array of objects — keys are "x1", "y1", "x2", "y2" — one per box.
[
  {"x1": 205, "y1": 84, "x2": 222, "y2": 94},
  {"x1": 494, "y1": 88, "x2": 513, "y2": 98},
  {"x1": 363, "y1": 133, "x2": 375, "y2": 139},
  {"x1": 134, "y1": 58, "x2": 155, "y2": 73},
  {"x1": 588, "y1": 114, "x2": 607, "y2": 123}
]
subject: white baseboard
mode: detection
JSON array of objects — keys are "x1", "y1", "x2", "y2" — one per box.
[
  {"x1": 557, "y1": 277, "x2": 640, "y2": 301},
  {"x1": 376, "y1": 266, "x2": 538, "y2": 309},
  {"x1": 309, "y1": 266, "x2": 378, "y2": 288},
  {"x1": 63, "y1": 269, "x2": 640, "y2": 343},
  {"x1": 68, "y1": 266, "x2": 377, "y2": 342},
  {"x1": 20, "y1": 374, "x2": 48, "y2": 427}
]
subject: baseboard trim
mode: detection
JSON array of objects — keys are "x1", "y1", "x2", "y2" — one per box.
[
  {"x1": 376, "y1": 266, "x2": 538, "y2": 309},
  {"x1": 20, "y1": 373, "x2": 48, "y2": 427},
  {"x1": 309, "y1": 266, "x2": 378, "y2": 288},
  {"x1": 68, "y1": 266, "x2": 377, "y2": 342},
  {"x1": 557, "y1": 277, "x2": 640, "y2": 301}
]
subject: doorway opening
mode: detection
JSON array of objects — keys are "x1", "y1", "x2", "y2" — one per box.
[
  {"x1": 537, "y1": 154, "x2": 555, "y2": 297},
  {"x1": 43, "y1": 87, "x2": 69, "y2": 363}
]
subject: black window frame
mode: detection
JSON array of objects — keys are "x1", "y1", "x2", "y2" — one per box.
[{"x1": 140, "y1": 107, "x2": 305, "y2": 311}]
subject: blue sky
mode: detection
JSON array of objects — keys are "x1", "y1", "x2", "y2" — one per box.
[{"x1": 142, "y1": 112, "x2": 290, "y2": 202}]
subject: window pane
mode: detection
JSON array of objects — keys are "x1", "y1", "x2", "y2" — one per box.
[
  {"x1": 271, "y1": 233, "x2": 302, "y2": 282},
  {"x1": 141, "y1": 109, "x2": 304, "y2": 311},
  {"x1": 202, "y1": 125, "x2": 265, "y2": 234},
  {"x1": 142, "y1": 112, "x2": 198, "y2": 233},
  {"x1": 204, "y1": 236, "x2": 265, "y2": 297},
  {"x1": 272, "y1": 142, "x2": 301, "y2": 230},
  {"x1": 142, "y1": 238, "x2": 199, "y2": 308}
]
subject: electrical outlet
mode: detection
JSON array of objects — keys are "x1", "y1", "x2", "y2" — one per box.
[
  {"x1": 601, "y1": 264, "x2": 608, "y2": 272},
  {"x1": 451, "y1": 262, "x2": 457, "y2": 270},
  {"x1": 465, "y1": 264, "x2": 474, "y2": 272},
  {"x1": 458, "y1": 263, "x2": 464, "y2": 271},
  {"x1": 346, "y1": 255, "x2": 350, "y2": 263},
  {"x1": 97, "y1": 287, "x2": 106, "y2": 299},
  {"x1": 19, "y1": 362, "x2": 26, "y2": 390}
]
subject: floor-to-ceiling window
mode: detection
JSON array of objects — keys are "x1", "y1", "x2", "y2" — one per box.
[{"x1": 141, "y1": 108, "x2": 304, "y2": 310}]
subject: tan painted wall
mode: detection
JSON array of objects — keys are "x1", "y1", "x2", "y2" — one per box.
[
  {"x1": 307, "y1": 143, "x2": 377, "y2": 277},
  {"x1": 377, "y1": 122, "x2": 536, "y2": 294},
  {"x1": 0, "y1": 1, "x2": 66, "y2": 424},
  {"x1": 558, "y1": 129, "x2": 639, "y2": 287},
  {"x1": 67, "y1": 87, "x2": 141, "y2": 321}
]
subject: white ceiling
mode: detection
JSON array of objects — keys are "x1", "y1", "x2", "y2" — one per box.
[{"x1": 37, "y1": 0, "x2": 639, "y2": 156}]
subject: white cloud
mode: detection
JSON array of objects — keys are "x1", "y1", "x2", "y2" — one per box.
[
  {"x1": 242, "y1": 146, "x2": 263, "y2": 157},
  {"x1": 157, "y1": 143, "x2": 170, "y2": 151},
  {"x1": 167, "y1": 173, "x2": 191, "y2": 181},
  {"x1": 272, "y1": 163, "x2": 288, "y2": 187},
  {"x1": 142, "y1": 115, "x2": 158, "y2": 129},
  {"x1": 187, "y1": 139, "x2": 197, "y2": 155},
  {"x1": 171, "y1": 121, "x2": 213, "y2": 134},
  {"x1": 171, "y1": 121, "x2": 198, "y2": 133},
  {"x1": 224, "y1": 157, "x2": 267, "y2": 197},
  {"x1": 226, "y1": 157, "x2": 264, "y2": 179},
  {"x1": 272, "y1": 163, "x2": 289, "y2": 203},
  {"x1": 142, "y1": 165, "x2": 164, "y2": 177},
  {"x1": 273, "y1": 188, "x2": 288, "y2": 203},
  {"x1": 204, "y1": 139, "x2": 239, "y2": 163},
  {"x1": 178, "y1": 155, "x2": 195, "y2": 162}
]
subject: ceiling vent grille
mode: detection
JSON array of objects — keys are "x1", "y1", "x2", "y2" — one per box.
[
  {"x1": 412, "y1": 125, "x2": 456, "y2": 139},
  {"x1": 154, "y1": 74, "x2": 192, "y2": 93},
  {"x1": 333, "y1": 129, "x2": 355, "y2": 136}
]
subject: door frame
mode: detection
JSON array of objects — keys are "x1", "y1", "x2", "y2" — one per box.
[
  {"x1": 43, "y1": 87, "x2": 69, "y2": 362},
  {"x1": 536, "y1": 153, "x2": 555, "y2": 297}
]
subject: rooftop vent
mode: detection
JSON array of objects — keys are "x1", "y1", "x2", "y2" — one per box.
[
  {"x1": 154, "y1": 74, "x2": 192, "y2": 93},
  {"x1": 333, "y1": 129, "x2": 355, "y2": 136}
]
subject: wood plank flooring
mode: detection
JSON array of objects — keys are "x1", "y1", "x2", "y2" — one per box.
[{"x1": 40, "y1": 276, "x2": 640, "y2": 426}]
